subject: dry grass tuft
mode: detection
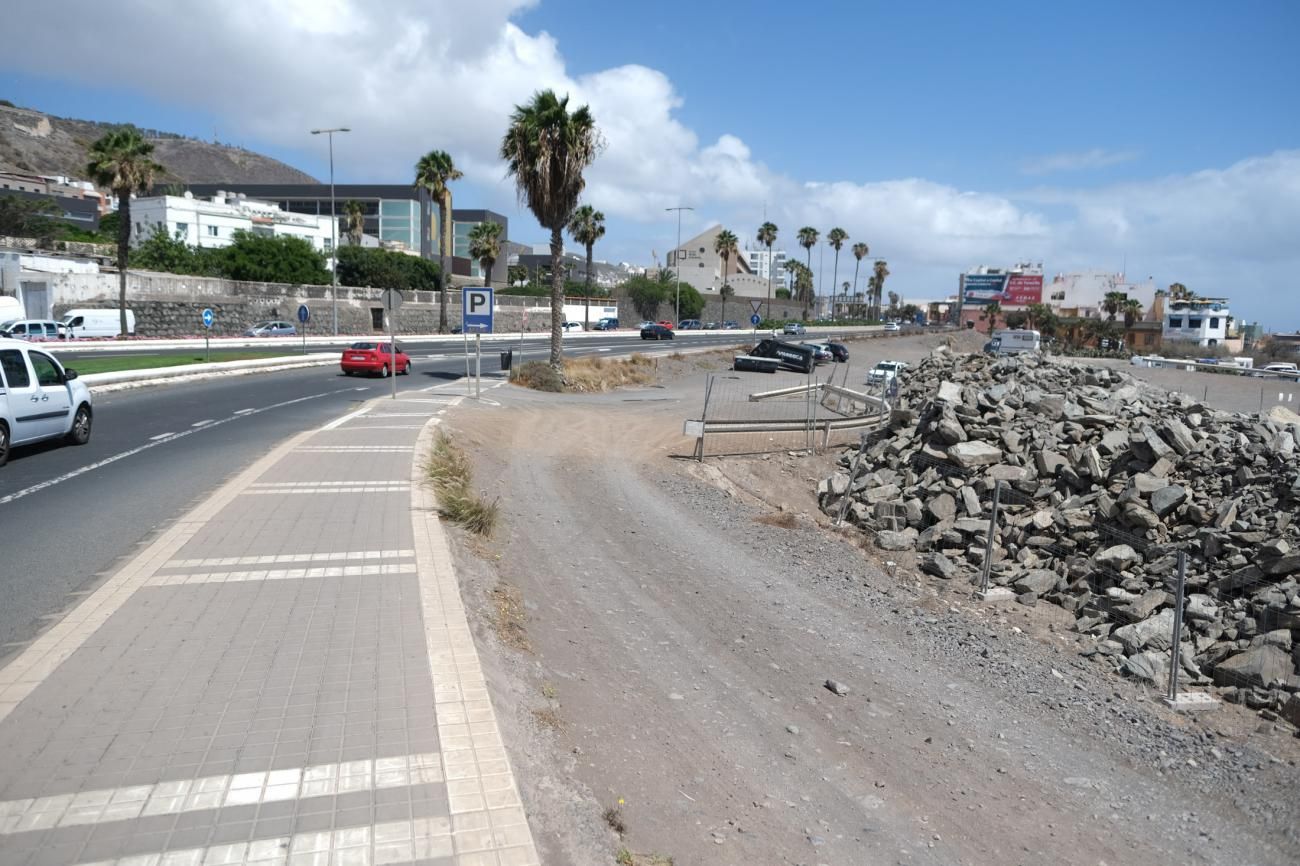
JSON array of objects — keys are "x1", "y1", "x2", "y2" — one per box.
[
  {"x1": 510, "y1": 360, "x2": 565, "y2": 391},
  {"x1": 531, "y1": 706, "x2": 564, "y2": 731},
  {"x1": 561, "y1": 355, "x2": 656, "y2": 392},
  {"x1": 491, "y1": 583, "x2": 531, "y2": 653},
  {"x1": 755, "y1": 512, "x2": 799, "y2": 529},
  {"x1": 602, "y1": 807, "x2": 627, "y2": 835},
  {"x1": 616, "y1": 851, "x2": 673, "y2": 866},
  {"x1": 426, "y1": 432, "x2": 498, "y2": 535}
]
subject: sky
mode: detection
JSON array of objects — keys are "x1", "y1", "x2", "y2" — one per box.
[{"x1": 3, "y1": 0, "x2": 1298, "y2": 328}]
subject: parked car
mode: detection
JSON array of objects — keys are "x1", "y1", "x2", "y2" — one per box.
[
  {"x1": 783, "y1": 322, "x2": 806, "y2": 335},
  {"x1": 867, "y1": 359, "x2": 909, "y2": 386},
  {"x1": 640, "y1": 324, "x2": 674, "y2": 340},
  {"x1": 883, "y1": 322, "x2": 902, "y2": 332},
  {"x1": 594, "y1": 318, "x2": 620, "y2": 330},
  {"x1": 1259, "y1": 362, "x2": 1300, "y2": 380},
  {"x1": 340, "y1": 341, "x2": 411, "y2": 377},
  {"x1": 245, "y1": 320, "x2": 297, "y2": 337},
  {"x1": 0, "y1": 319, "x2": 68, "y2": 341},
  {"x1": 0, "y1": 336, "x2": 93, "y2": 467},
  {"x1": 704, "y1": 321, "x2": 719, "y2": 330},
  {"x1": 823, "y1": 341, "x2": 849, "y2": 362},
  {"x1": 61, "y1": 308, "x2": 135, "y2": 338},
  {"x1": 678, "y1": 319, "x2": 702, "y2": 330},
  {"x1": 656, "y1": 320, "x2": 675, "y2": 330},
  {"x1": 722, "y1": 321, "x2": 740, "y2": 330},
  {"x1": 561, "y1": 321, "x2": 584, "y2": 332},
  {"x1": 799, "y1": 343, "x2": 833, "y2": 364}
]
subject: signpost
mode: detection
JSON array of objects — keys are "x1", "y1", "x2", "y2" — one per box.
[
  {"x1": 381, "y1": 289, "x2": 404, "y2": 400},
  {"x1": 297, "y1": 304, "x2": 310, "y2": 355},
  {"x1": 462, "y1": 287, "x2": 494, "y2": 399},
  {"x1": 201, "y1": 308, "x2": 214, "y2": 363}
]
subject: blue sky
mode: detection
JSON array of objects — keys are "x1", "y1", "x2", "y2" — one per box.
[{"x1": 3, "y1": 0, "x2": 1298, "y2": 327}]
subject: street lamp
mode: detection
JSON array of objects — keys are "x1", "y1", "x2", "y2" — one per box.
[
  {"x1": 665, "y1": 206, "x2": 693, "y2": 324},
  {"x1": 311, "y1": 127, "x2": 350, "y2": 335}
]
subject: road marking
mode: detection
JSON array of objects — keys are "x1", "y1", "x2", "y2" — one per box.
[
  {"x1": 166, "y1": 549, "x2": 414, "y2": 568},
  {"x1": 190, "y1": 419, "x2": 214, "y2": 427},
  {"x1": 148, "y1": 432, "x2": 174, "y2": 441},
  {"x1": 234, "y1": 408, "x2": 255, "y2": 415},
  {"x1": 240, "y1": 484, "x2": 409, "y2": 495},
  {"x1": 319, "y1": 406, "x2": 370, "y2": 430},
  {"x1": 0, "y1": 755, "x2": 443, "y2": 835},
  {"x1": 0, "y1": 387, "x2": 361, "y2": 508},
  {"x1": 149, "y1": 562, "x2": 417, "y2": 585}
]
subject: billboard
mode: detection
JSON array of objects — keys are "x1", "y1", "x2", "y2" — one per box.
[{"x1": 961, "y1": 272, "x2": 1043, "y2": 306}]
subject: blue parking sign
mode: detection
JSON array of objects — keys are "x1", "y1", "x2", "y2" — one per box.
[{"x1": 462, "y1": 287, "x2": 493, "y2": 333}]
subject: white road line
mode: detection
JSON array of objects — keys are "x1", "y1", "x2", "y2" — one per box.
[
  {"x1": 0, "y1": 755, "x2": 443, "y2": 835},
  {"x1": 234, "y1": 408, "x2": 256, "y2": 415},
  {"x1": 294, "y1": 446, "x2": 414, "y2": 453},
  {"x1": 190, "y1": 419, "x2": 214, "y2": 427},
  {"x1": 319, "y1": 406, "x2": 370, "y2": 430},
  {"x1": 148, "y1": 432, "x2": 174, "y2": 441},
  {"x1": 0, "y1": 387, "x2": 362, "y2": 508},
  {"x1": 337, "y1": 424, "x2": 426, "y2": 429},
  {"x1": 166, "y1": 549, "x2": 414, "y2": 568},
  {"x1": 148, "y1": 562, "x2": 417, "y2": 584}
]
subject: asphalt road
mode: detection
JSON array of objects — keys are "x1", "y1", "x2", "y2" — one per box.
[{"x1": 0, "y1": 331, "x2": 752, "y2": 659}]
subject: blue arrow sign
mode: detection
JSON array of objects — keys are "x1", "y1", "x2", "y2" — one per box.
[
  {"x1": 201, "y1": 308, "x2": 214, "y2": 329},
  {"x1": 297, "y1": 304, "x2": 310, "y2": 324},
  {"x1": 750, "y1": 313, "x2": 761, "y2": 326}
]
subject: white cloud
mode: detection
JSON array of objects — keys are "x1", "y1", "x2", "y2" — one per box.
[
  {"x1": 1021, "y1": 148, "x2": 1140, "y2": 175},
  {"x1": 4, "y1": 1, "x2": 1297, "y2": 325}
]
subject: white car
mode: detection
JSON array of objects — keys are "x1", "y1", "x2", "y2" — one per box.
[
  {"x1": 866, "y1": 359, "x2": 908, "y2": 386},
  {"x1": 1258, "y1": 362, "x2": 1300, "y2": 381},
  {"x1": 561, "y1": 321, "x2": 584, "y2": 332},
  {"x1": 0, "y1": 319, "x2": 69, "y2": 341},
  {"x1": 883, "y1": 322, "x2": 902, "y2": 333},
  {"x1": 0, "y1": 336, "x2": 93, "y2": 466}
]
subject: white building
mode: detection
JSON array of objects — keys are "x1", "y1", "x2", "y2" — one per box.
[
  {"x1": 130, "y1": 192, "x2": 334, "y2": 254},
  {"x1": 1, "y1": 246, "x2": 102, "y2": 319},
  {"x1": 742, "y1": 246, "x2": 789, "y2": 284},
  {"x1": 1163, "y1": 296, "x2": 1231, "y2": 346},
  {"x1": 1045, "y1": 270, "x2": 1158, "y2": 318}
]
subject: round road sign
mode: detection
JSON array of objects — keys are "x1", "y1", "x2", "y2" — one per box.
[
  {"x1": 297, "y1": 304, "x2": 310, "y2": 324},
  {"x1": 750, "y1": 313, "x2": 761, "y2": 326},
  {"x1": 381, "y1": 289, "x2": 404, "y2": 312},
  {"x1": 201, "y1": 308, "x2": 214, "y2": 329}
]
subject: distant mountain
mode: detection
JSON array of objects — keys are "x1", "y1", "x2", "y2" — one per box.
[{"x1": 0, "y1": 102, "x2": 318, "y2": 186}]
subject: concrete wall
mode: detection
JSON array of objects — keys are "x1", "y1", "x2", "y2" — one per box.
[{"x1": 45, "y1": 269, "x2": 554, "y2": 337}]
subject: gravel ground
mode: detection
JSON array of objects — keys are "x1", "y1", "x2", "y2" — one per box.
[{"x1": 439, "y1": 341, "x2": 1300, "y2": 866}]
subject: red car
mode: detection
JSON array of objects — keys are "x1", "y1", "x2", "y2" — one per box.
[
  {"x1": 340, "y1": 341, "x2": 411, "y2": 377},
  {"x1": 656, "y1": 320, "x2": 675, "y2": 330}
]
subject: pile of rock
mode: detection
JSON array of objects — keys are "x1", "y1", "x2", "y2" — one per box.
[{"x1": 818, "y1": 348, "x2": 1300, "y2": 722}]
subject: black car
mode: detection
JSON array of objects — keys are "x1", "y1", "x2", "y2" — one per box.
[
  {"x1": 640, "y1": 324, "x2": 674, "y2": 340},
  {"x1": 824, "y1": 341, "x2": 849, "y2": 362},
  {"x1": 594, "y1": 317, "x2": 620, "y2": 330}
]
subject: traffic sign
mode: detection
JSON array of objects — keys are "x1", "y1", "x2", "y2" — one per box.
[
  {"x1": 201, "y1": 308, "x2": 214, "y2": 329},
  {"x1": 750, "y1": 313, "x2": 761, "y2": 326},
  {"x1": 381, "y1": 289, "x2": 404, "y2": 312},
  {"x1": 750, "y1": 300, "x2": 763, "y2": 315},
  {"x1": 462, "y1": 287, "x2": 493, "y2": 334},
  {"x1": 297, "y1": 304, "x2": 310, "y2": 324}
]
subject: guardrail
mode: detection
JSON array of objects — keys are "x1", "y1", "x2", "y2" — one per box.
[{"x1": 1129, "y1": 355, "x2": 1298, "y2": 380}]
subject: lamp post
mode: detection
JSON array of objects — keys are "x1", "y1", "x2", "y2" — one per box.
[
  {"x1": 665, "y1": 206, "x2": 693, "y2": 324},
  {"x1": 311, "y1": 127, "x2": 350, "y2": 335}
]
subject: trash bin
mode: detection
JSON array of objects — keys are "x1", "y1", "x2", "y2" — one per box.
[{"x1": 500, "y1": 349, "x2": 513, "y2": 371}]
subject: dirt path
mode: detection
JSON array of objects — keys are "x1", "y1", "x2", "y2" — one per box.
[{"x1": 442, "y1": 374, "x2": 1299, "y2": 866}]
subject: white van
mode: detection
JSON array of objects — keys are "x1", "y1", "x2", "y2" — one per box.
[
  {"x1": 989, "y1": 329, "x2": 1041, "y2": 355},
  {"x1": 61, "y1": 308, "x2": 135, "y2": 338}
]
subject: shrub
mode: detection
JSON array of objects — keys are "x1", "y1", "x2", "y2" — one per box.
[{"x1": 510, "y1": 361, "x2": 565, "y2": 391}]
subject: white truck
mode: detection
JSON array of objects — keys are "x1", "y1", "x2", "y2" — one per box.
[{"x1": 60, "y1": 308, "x2": 136, "y2": 338}]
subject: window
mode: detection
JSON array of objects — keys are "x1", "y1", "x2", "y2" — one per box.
[
  {"x1": 1209, "y1": 317, "x2": 1220, "y2": 329},
  {"x1": 207, "y1": 225, "x2": 219, "y2": 236},
  {"x1": 1188, "y1": 317, "x2": 1202, "y2": 328},
  {"x1": 1143, "y1": 332, "x2": 1154, "y2": 345},
  {"x1": 176, "y1": 222, "x2": 188, "y2": 236},
  {"x1": 0, "y1": 349, "x2": 30, "y2": 388},
  {"x1": 1169, "y1": 317, "x2": 1183, "y2": 328},
  {"x1": 29, "y1": 352, "x2": 62, "y2": 386},
  {"x1": 324, "y1": 238, "x2": 333, "y2": 252}
]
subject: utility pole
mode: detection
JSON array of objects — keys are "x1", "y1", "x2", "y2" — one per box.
[
  {"x1": 666, "y1": 206, "x2": 693, "y2": 325},
  {"x1": 311, "y1": 127, "x2": 350, "y2": 336}
]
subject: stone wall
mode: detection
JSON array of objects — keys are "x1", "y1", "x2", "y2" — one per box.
[
  {"x1": 47, "y1": 269, "x2": 554, "y2": 337},
  {"x1": 610, "y1": 292, "x2": 801, "y2": 327}
]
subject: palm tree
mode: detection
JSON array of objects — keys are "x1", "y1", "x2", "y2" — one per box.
[
  {"x1": 467, "y1": 221, "x2": 503, "y2": 288},
  {"x1": 413, "y1": 150, "x2": 463, "y2": 333},
  {"x1": 871, "y1": 259, "x2": 890, "y2": 322},
  {"x1": 501, "y1": 90, "x2": 601, "y2": 369},
  {"x1": 797, "y1": 227, "x2": 819, "y2": 319},
  {"x1": 567, "y1": 204, "x2": 606, "y2": 328},
  {"x1": 1102, "y1": 290, "x2": 1127, "y2": 321},
  {"x1": 713, "y1": 228, "x2": 738, "y2": 322},
  {"x1": 343, "y1": 200, "x2": 365, "y2": 246},
  {"x1": 756, "y1": 222, "x2": 777, "y2": 319},
  {"x1": 825, "y1": 227, "x2": 847, "y2": 322},
  {"x1": 1122, "y1": 298, "x2": 1144, "y2": 328},
  {"x1": 980, "y1": 300, "x2": 1003, "y2": 336},
  {"x1": 850, "y1": 241, "x2": 869, "y2": 313},
  {"x1": 86, "y1": 126, "x2": 163, "y2": 337}
]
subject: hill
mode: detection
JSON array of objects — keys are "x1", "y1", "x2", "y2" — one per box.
[{"x1": 0, "y1": 102, "x2": 318, "y2": 185}]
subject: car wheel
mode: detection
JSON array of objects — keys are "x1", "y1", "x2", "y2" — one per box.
[
  {"x1": 380, "y1": 364, "x2": 390, "y2": 378},
  {"x1": 0, "y1": 421, "x2": 9, "y2": 467},
  {"x1": 401, "y1": 362, "x2": 411, "y2": 375},
  {"x1": 343, "y1": 369, "x2": 353, "y2": 376},
  {"x1": 66, "y1": 405, "x2": 92, "y2": 446}
]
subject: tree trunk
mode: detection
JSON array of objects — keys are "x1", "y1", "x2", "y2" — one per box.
[
  {"x1": 765, "y1": 243, "x2": 772, "y2": 320},
  {"x1": 117, "y1": 191, "x2": 130, "y2": 338},
  {"x1": 549, "y1": 226, "x2": 564, "y2": 370},
  {"x1": 720, "y1": 252, "x2": 727, "y2": 325},
  {"x1": 852, "y1": 260, "x2": 860, "y2": 318},
  {"x1": 584, "y1": 242, "x2": 593, "y2": 328},
  {"x1": 828, "y1": 250, "x2": 839, "y2": 322},
  {"x1": 438, "y1": 190, "x2": 451, "y2": 333}
]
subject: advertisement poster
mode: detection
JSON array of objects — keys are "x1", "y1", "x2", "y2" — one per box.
[{"x1": 962, "y1": 273, "x2": 1043, "y2": 305}]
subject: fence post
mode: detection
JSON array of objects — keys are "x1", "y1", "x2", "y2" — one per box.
[
  {"x1": 697, "y1": 374, "x2": 715, "y2": 462},
  {"x1": 1167, "y1": 551, "x2": 1187, "y2": 702},
  {"x1": 979, "y1": 481, "x2": 1003, "y2": 594},
  {"x1": 835, "y1": 433, "x2": 868, "y2": 527}
]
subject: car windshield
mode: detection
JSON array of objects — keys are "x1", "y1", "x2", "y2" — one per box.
[{"x1": 350, "y1": 342, "x2": 378, "y2": 350}]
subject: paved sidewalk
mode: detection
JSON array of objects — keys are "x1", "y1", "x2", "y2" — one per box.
[{"x1": 0, "y1": 383, "x2": 536, "y2": 865}]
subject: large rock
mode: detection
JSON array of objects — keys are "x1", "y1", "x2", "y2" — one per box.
[
  {"x1": 936, "y1": 415, "x2": 967, "y2": 445},
  {"x1": 1212, "y1": 645, "x2": 1297, "y2": 689},
  {"x1": 1112, "y1": 609, "x2": 1177, "y2": 654},
  {"x1": 875, "y1": 529, "x2": 917, "y2": 551},
  {"x1": 920, "y1": 552, "x2": 958, "y2": 580},
  {"x1": 1150, "y1": 485, "x2": 1188, "y2": 517},
  {"x1": 946, "y1": 441, "x2": 1002, "y2": 469},
  {"x1": 1262, "y1": 554, "x2": 1300, "y2": 576},
  {"x1": 1094, "y1": 544, "x2": 1141, "y2": 571},
  {"x1": 1161, "y1": 418, "x2": 1198, "y2": 455},
  {"x1": 926, "y1": 493, "x2": 957, "y2": 523},
  {"x1": 1122, "y1": 502, "x2": 1160, "y2": 530},
  {"x1": 1123, "y1": 651, "x2": 1170, "y2": 690},
  {"x1": 1014, "y1": 569, "x2": 1059, "y2": 595},
  {"x1": 937, "y1": 381, "x2": 963, "y2": 404}
]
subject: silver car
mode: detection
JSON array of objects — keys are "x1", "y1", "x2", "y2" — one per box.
[
  {"x1": 245, "y1": 320, "x2": 297, "y2": 337},
  {"x1": 0, "y1": 336, "x2": 93, "y2": 466}
]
